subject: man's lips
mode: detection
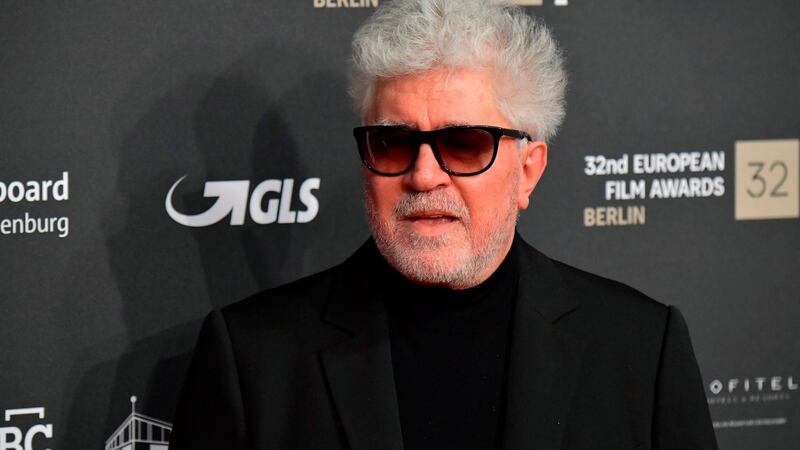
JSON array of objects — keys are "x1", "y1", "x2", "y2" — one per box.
[
  {"x1": 399, "y1": 212, "x2": 461, "y2": 235},
  {"x1": 401, "y1": 210, "x2": 460, "y2": 222}
]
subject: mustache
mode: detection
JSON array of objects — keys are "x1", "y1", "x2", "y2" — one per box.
[{"x1": 393, "y1": 191, "x2": 470, "y2": 222}]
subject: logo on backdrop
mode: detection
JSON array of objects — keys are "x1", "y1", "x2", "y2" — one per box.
[
  {"x1": 166, "y1": 175, "x2": 321, "y2": 227},
  {"x1": 580, "y1": 150, "x2": 727, "y2": 227},
  {"x1": 734, "y1": 139, "x2": 799, "y2": 221},
  {"x1": 0, "y1": 407, "x2": 53, "y2": 450},
  {"x1": 106, "y1": 396, "x2": 171, "y2": 450},
  {"x1": 579, "y1": 138, "x2": 800, "y2": 227},
  {"x1": 0, "y1": 172, "x2": 70, "y2": 239},
  {"x1": 706, "y1": 374, "x2": 798, "y2": 430}
]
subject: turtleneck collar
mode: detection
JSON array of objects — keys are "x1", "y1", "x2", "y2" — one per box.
[{"x1": 383, "y1": 233, "x2": 521, "y2": 334}]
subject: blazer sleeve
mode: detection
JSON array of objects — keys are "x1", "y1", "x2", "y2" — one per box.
[
  {"x1": 652, "y1": 306, "x2": 718, "y2": 450},
  {"x1": 170, "y1": 309, "x2": 248, "y2": 449}
]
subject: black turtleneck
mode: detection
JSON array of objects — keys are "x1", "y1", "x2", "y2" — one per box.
[{"x1": 385, "y1": 236, "x2": 520, "y2": 450}]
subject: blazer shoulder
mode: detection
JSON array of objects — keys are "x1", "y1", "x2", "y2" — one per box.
[
  {"x1": 551, "y1": 257, "x2": 668, "y2": 319},
  {"x1": 218, "y1": 263, "x2": 341, "y2": 334},
  {"x1": 544, "y1": 256, "x2": 688, "y2": 378},
  {"x1": 211, "y1": 239, "x2": 386, "y2": 346}
]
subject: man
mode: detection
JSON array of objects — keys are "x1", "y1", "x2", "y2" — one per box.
[{"x1": 171, "y1": 1, "x2": 718, "y2": 449}]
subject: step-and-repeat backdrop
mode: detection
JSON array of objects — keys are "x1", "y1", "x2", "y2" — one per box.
[{"x1": 2, "y1": 1, "x2": 798, "y2": 448}]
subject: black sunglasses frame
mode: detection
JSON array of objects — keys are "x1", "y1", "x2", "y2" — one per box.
[{"x1": 353, "y1": 125, "x2": 532, "y2": 176}]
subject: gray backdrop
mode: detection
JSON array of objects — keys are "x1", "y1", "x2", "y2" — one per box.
[{"x1": 1, "y1": 0, "x2": 798, "y2": 449}]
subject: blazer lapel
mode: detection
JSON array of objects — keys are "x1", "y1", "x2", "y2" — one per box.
[
  {"x1": 319, "y1": 241, "x2": 404, "y2": 450},
  {"x1": 503, "y1": 241, "x2": 585, "y2": 450},
  {"x1": 318, "y1": 237, "x2": 585, "y2": 450}
]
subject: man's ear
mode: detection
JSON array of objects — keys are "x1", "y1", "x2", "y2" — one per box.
[{"x1": 517, "y1": 140, "x2": 548, "y2": 210}]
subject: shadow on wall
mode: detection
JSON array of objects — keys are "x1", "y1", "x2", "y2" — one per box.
[{"x1": 61, "y1": 37, "x2": 352, "y2": 448}]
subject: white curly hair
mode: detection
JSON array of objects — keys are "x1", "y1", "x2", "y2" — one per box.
[{"x1": 349, "y1": 0, "x2": 567, "y2": 142}]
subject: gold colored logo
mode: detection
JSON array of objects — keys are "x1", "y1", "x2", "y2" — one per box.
[{"x1": 735, "y1": 139, "x2": 799, "y2": 220}]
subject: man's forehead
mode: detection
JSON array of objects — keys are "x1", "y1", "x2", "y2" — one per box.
[
  {"x1": 373, "y1": 68, "x2": 495, "y2": 97},
  {"x1": 367, "y1": 68, "x2": 509, "y2": 129},
  {"x1": 371, "y1": 117, "x2": 473, "y2": 129}
]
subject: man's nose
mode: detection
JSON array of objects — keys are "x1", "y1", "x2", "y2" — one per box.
[{"x1": 404, "y1": 143, "x2": 451, "y2": 191}]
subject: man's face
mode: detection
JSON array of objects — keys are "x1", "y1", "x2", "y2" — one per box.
[{"x1": 363, "y1": 68, "x2": 547, "y2": 289}]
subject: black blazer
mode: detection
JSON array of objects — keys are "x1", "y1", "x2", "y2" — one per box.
[{"x1": 171, "y1": 238, "x2": 718, "y2": 450}]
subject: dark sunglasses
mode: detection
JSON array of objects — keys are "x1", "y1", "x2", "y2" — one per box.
[{"x1": 353, "y1": 125, "x2": 532, "y2": 176}]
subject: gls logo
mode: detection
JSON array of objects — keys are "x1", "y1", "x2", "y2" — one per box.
[{"x1": 166, "y1": 176, "x2": 320, "y2": 227}]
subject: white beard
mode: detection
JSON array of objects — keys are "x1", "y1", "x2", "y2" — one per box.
[{"x1": 365, "y1": 173, "x2": 519, "y2": 290}]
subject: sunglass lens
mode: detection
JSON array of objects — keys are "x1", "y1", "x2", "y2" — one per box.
[
  {"x1": 436, "y1": 128, "x2": 495, "y2": 174},
  {"x1": 361, "y1": 128, "x2": 417, "y2": 175}
]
